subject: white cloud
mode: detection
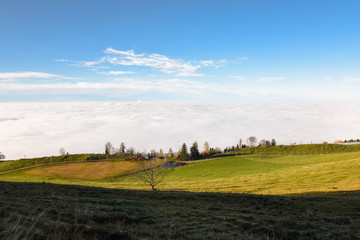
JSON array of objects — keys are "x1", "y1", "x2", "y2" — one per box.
[
  {"x1": 0, "y1": 72, "x2": 59, "y2": 80},
  {"x1": 98, "y1": 71, "x2": 135, "y2": 75},
  {"x1": 258, "y1": 77, "x2": 285, "y2": 82},
  {"x1": 0, "y1": 101, "x2": 359, "y2": 160},
  {"x1": 104, "y1": 48, "x2": 202, "y2": 76},
  {"x1": 342, "y1": 76, "x2": 360, "y2": 83},
  {"x1": 58, "y1": 48, "x2": 233, "y2": 77},
  {"x1": 54, "y1": 59, "x2": 70, "y2": 62},
  {"x1": 0, "y1": 71, "x2": 82, "y2": 82}
]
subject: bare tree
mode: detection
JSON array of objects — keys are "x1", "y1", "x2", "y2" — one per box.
[
  {"x1": 105, "y1": 142, "x2": 113, "y2": 154},
  {"x1": 258, "y1": 139, "x2": 266, "y2": 147},
  {"x1": 119, "y1": 142, "x2": 126, "y2": 154},
  {"x1": 126, "y1": 147, "x2": 136, "y2": 156},
  {"x1": 247, "y1": 136, "x2": 257, "y2": 147},
  {"x1": 0, "y1": 151, "x2": 5, "y2": 160},
  {"x1": 59, "y1": 148, "x2": 66, "y2": 155},
  {"x1": 136, "y1": 160, "x2": 167, "y2": 191},
  {"x1": 204, "y1": 141, "x2": 210, "y2": 155}
]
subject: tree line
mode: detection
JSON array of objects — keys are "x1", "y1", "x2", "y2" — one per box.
[{"x1": 102, "y1": 136, "x2": 277, "y2": 161}]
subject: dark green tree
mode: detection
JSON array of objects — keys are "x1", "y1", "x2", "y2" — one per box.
[
  {"x1": 0, "y1": 151, "x2": 5, "y2": 160},
  {"x1": 179, "y1": 143, "x2": 189, "y2": 161},
  {"x1": 190, "y1": 141, "x2": 200, "y2": 160}
]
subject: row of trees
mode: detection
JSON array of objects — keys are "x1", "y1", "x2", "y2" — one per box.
[{"x1": 103, "y1": 136, "x2": 276, "y2": 161}]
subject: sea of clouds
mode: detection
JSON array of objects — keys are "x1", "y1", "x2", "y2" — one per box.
[{"x1": 0, "y1": 101, "x2": 359, "y2": 160}]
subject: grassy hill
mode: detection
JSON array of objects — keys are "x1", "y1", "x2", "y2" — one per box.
[
  {"x1": 0, "y1": 153, "x2": 128, "y2": 173},
  {"x1": 214, "y1": 143, "x2": 360, "y2": 157},
  {"x1": 1, "y1": 151, "x2": 359, "y2": 195}
]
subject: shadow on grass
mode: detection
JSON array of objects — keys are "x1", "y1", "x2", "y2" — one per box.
[{"x1": 1, "y1": 181, "x2": 359, "y2": 240}]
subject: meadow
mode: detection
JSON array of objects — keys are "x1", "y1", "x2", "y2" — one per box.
[
  {"x1": 0, "y1": 148, "x2": 359, "y2": 195},
  {"x1": 1, "y1": 144, "x2": 360, "y2": 239}
]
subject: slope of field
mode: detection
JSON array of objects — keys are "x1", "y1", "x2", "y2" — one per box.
[
  {"x1": 1, "y1": 181, "x2": 359, "y2": 240},
  {"x1": 117, "y1": 151, "x2": 360, "y2": 194},
  {"x1": 1, "y1": 151, "x2": 359, "y2": 195},
  {"x1": 214, "y1": 143, "x2": 360, "y2": 157},
  {"x1": 0, "y1": 153, "x2": 128, "y2": 173},
  {"x1": 27, "y1": 161, "x2": 142, "y2": 180}
]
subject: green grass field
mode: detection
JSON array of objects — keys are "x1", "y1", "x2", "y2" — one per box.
[
  {"x1": 1, "y1": 145, "x2": 360, "y2": 239},
  {"x1": 1, "y1": 150, "x2": 359, "y2": 195}
]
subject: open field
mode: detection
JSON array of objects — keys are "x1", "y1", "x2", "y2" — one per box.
[
  {"x1": 0, "y1": 151, "x2": 359, "y2": 195},
  {"x1": 1, "y1": 181, "x2": 359, "y2": 240},
  {"x1": 0, "y1": 154, "x2": 128, "y2": 173},
  {"x1": 27, "y1": 161, "x2": 142, "y2": 180}
]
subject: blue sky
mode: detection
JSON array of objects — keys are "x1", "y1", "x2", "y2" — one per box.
[{"x1": 0, "y1": 0, "x2": 360, "y2": 101}]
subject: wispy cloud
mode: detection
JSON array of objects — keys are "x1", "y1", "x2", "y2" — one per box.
[
  {"x1": 57, "y1": 48, "x2": 237, "y2": 77},
  {"x1": 0, "y1": 71, "x2": 82, "y2": 81},
  {"x1": 98, "y1": 71, "x2": 135, "y2": 75},
  {"x1": 104, "y1": 48, "x2": 202, "y2": 76},
  {"x1": 258, "y1": 77, "x2": 285, "y2": 82},
  {"x1": 0, "y1": 72, "x2": 59, "y2": 80}
]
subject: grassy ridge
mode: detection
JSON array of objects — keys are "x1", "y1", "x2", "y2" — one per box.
[
  {"x1": 0, "y1": 154, "x2": 128, "y2": 173},
  {"x1": 213, "y1": 143, "x2": 360, "y2": 157}
]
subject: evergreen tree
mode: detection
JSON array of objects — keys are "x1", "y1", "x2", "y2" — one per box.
[
  {"x1": 179, "y1": 143, "x2": 189, "y2": 161},
  {"x1": 190, "y1": 141, "x2": 200, "y2": 160}
]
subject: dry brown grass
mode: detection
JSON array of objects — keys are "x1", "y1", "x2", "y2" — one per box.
[{"x1": 26, "y1": 161, "x2": 140, "y2": 180}]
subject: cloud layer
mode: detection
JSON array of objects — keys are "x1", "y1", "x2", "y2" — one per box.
[{"x1": 0, "y1": 101, "x2": 359, "y2": 160}]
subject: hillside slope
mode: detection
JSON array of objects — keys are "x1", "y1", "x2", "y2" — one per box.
[{"x1": 1, "y1": 151, "x2": 359, "y2": 195}]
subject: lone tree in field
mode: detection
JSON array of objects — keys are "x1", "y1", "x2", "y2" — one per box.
[
  {"x1": 190, "y1": 141, "x2": 200, "y2": 160},
  {"x1": 136, "y1": 160, "x2": 167, "y2": 191},
  {"x1": 105, "y1": 142, "x2": 113, "y2": 154},
  {"x1": 179, "y1": 143, "x2": 189, "y2": 161},
  {"x1": 247, "y1": 136, "x2": 257, "y2": 147},
  {"x1": 59, "y1": 148, "x2": 66, "y2": 155},
  {"x1": 0, "y1": 152, "x2": 5, "y2": 160}
]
